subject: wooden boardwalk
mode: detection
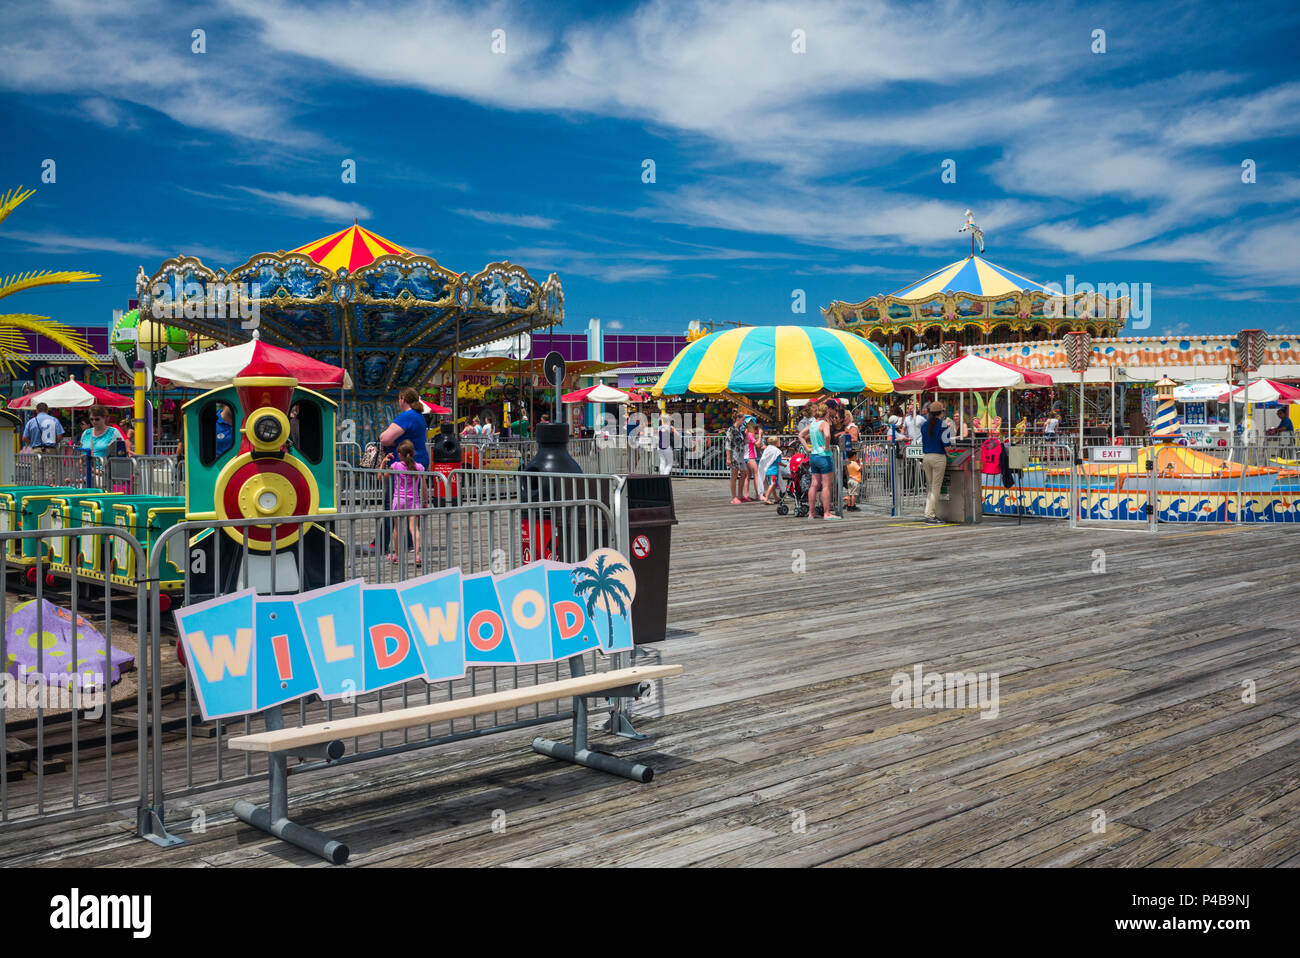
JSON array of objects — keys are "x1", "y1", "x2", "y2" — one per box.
[{"x1": 4, "y1": 480, "x2": 1300, "y2": 867}]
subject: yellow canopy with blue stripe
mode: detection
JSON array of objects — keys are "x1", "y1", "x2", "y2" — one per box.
[
  {"x1": 651, "y1": 326, "x2": 898, "y2": 397},
  {"x1": 891, "y1": 254, "x2": 1054, "y2": 301}
]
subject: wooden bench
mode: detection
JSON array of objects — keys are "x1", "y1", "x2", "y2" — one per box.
[{"x1": 227, "y1": 658, "x2": 684, "y2": 864}]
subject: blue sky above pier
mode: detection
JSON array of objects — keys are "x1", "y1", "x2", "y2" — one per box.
[{"x1": 1, "y1": 0, "x2": 1298, "y2": 337}]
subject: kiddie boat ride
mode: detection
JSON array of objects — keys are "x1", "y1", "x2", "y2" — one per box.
[{"x1": 1054, "y1": 445, "x2": 1300, "y2": 494}]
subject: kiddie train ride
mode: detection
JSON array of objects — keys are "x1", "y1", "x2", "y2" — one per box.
[
  {"x1": 0, "y1": 354, "x2": 347, "y2": 609},
  {"x1": 182, "y1": 354, "x2": 345, "y2": 599}
]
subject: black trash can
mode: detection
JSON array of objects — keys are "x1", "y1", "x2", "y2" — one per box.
[{"x1": 625, "y1": 474, "x2": 677, "y2": 644}]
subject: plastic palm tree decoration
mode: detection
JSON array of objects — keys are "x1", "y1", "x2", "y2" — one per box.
[
  {"x1": 571, "y1": 553, "x2": 632, "y2": 650},
  {"x1": 0, "y1": 186, "x2": 99, "y2": 375}
]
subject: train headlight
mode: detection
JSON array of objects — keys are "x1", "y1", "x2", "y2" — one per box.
[
  {"x1": 245, "y1": 407, "x2": 290, "y2": 452},
  {"x1": 253, "y1": 415, "x2": 282, "y2": 444}
]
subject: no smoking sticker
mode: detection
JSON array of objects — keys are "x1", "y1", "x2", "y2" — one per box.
[{"x1": 632, "y1": 534, "x2": 650, "y2": 558}]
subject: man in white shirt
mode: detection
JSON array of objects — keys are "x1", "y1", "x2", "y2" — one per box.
[{"x1": 903, "y1": 403, "x2": 925, "y2": 443}]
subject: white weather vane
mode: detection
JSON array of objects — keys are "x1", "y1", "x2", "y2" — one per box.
[{"x1": 959, "y1": 209, "x2": 985, "y2": 253}]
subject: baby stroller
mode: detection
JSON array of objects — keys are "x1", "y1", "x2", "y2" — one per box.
[{"x1": 775, "y1": 451, "x2": 813, "y2": 516}]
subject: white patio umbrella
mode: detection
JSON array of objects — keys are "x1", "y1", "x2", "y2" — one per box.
[
  {"x1": 154, "y1": 339, "x2": 353, "y2": 390},
  {"x1": 561, "y1": 384, "x2": 635, "y2": 404},
  {"x1": 8, "y1": 377, "x2": 133, "y2": 409},
  {"x1": 1225, "y1": 379, "x2": 1300, "y2": 405}
]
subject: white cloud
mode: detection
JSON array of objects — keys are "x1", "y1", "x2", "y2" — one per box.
[
  {"x1": 452, "y1": 209, "x2": 558, "y2": 230},
  {"x1": 3, "y1": 229, "x2": 170, "y2": 259},
  {"x1": 80, "y1": 97, "x2": 125, "y2": 128},
  {"x1": 236, "y1": 188, "x2": 371, "y2": 222},
  {"x1": 2, "y1": 229, "x2": 239, "y2": 263},
  {"x1": 1123, "y1": 218, "x2": 1300, "y2": 288},
  {"x1": 648, "y1": 180, "x2": 1045, "y2": 252},
  {"x1": 1165, "y1": 82, "x2": 1300, "y2": 147},
  {"x1": 0, "y1": 0, "x2": 326, "y2": 150}
]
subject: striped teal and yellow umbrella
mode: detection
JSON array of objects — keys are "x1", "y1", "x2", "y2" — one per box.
[{"x1": 651, "y1": 326, "x2": 898, "y2": 397}]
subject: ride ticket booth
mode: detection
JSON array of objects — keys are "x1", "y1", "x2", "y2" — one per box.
[{"x1": 937, "y1": 444, "x2": 978, "y2": 524}]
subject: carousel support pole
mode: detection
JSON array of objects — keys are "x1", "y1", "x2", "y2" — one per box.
[
  {"x1": 133, "y1": 361, "x2": 146, "y2": 456},
  {"x1": 453, "y1": 315, "x2": 460, "y2": 427}
]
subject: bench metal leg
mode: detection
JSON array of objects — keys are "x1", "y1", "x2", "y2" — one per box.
[
  {"x1": 231, "y1": 705, "x2": 350, "y2": 865},
  {"x1": 532, "y1": 679, "x2": 655, "y2": 783},
  {"x1": 233, "y1": 752, "x2": 350, "y2": 865}
]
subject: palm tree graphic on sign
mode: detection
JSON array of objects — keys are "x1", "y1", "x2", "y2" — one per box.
[{"x1": 570, "y1": 551, "x2": 634, "y2": 650}]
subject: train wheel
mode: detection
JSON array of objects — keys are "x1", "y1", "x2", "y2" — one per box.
[
  {"x1": 25, "y1": 567, "x2": 37, "y2": 584},
  {"x1": 44, "y1": 573, "x2": 56, "y2": 587},
  {"x1": 158, "y1": 593, "x2": 172, "y2": 614},
  {"x1": 175, "y1": 641, "x2": 186, "y2": 668}
]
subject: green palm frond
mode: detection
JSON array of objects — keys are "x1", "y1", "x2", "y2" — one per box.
[
  {"x1": 0, "y1": 186, "x2": 35, "y2": 228},
  {"x1": 0, "y1": 270, "x2": 100, "y2": 303}
]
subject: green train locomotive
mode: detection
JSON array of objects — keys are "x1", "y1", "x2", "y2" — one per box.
[{"x1": 182, "y1": 354, "x2": 346, "y2": 600}]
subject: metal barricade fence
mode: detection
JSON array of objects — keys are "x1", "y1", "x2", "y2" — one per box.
[
  {"x1": 103, "y1": 456, "x2": 184, "y2": 496},
  {"x1": 1062, "y1": 440, "x2": 1300, "y2": 527},
  {"x1": 856, "y1": 436, "x2": 895, "y2": 513},
  {"x1": 335, "y1": 441, "x2": 363, "y2": 468},
  {"x1": 980, "y1": 435, "x2": 1074, "y2": 520},
  {"x1": 15, "y1": 450, "x2": 93, "y2": 488},
  {"x1": 0, "y1": 527, "x2": 150, "y2": 835},
  {"x1": 137, "y1": 473, "x2": 634, "y2": 845}
]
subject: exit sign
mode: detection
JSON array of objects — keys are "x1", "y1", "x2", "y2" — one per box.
[{"x1": 1089, "y1": 446, "x2": 1135, "y2": 462}]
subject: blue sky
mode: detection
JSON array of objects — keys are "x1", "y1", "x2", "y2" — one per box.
[{"x1": 2, "y1": 0, "x2": 1298, "y2": 339}]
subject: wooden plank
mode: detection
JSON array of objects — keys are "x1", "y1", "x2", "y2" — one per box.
[{"x1": 227, "y1": 665, "x2": 684, "y2": 752}]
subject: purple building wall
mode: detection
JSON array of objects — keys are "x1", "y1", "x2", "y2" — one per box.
[
  {"x1": 25, "y1": 326, "x2": 110, "y2": 355},
  {"x1": 527, "y1": 332, "x2": 685, "y2": 366}
]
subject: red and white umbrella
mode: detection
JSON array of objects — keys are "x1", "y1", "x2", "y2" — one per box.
[
  {"x1": 154, "y1": 339, "x2": 352, "y2": 390},
  {"x1": 1226, "y1": 379, "x2": 1300, "y2": 405},
  {"x1": 562, "y1": 384, "x2": 637, "y2": 404},
  {"x1": 892, "y1": 355, "x2": 1054, "y2": 392},
  {"x1": 9, "y1": 378, "x2": 133, "y2": 409}
]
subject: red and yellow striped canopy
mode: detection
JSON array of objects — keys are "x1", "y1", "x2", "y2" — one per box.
[{"x1": 290, "y1": 223, "x2": 411, "y2": 273}]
